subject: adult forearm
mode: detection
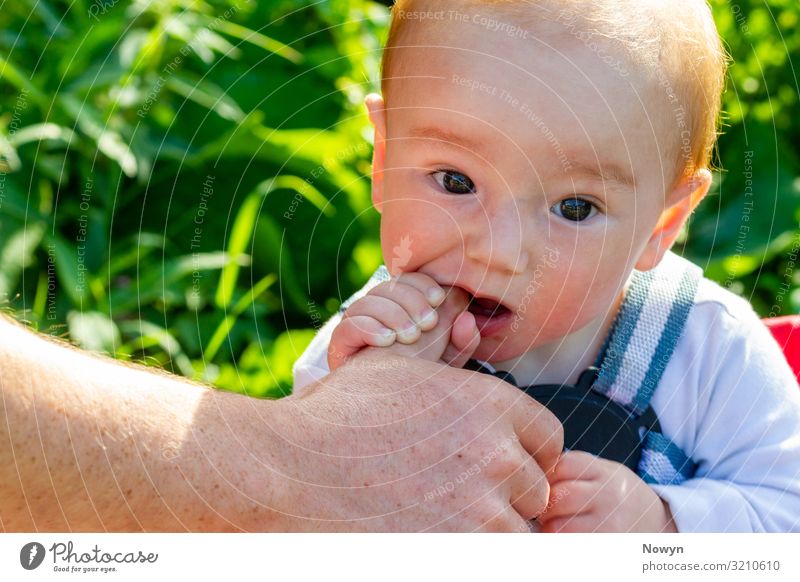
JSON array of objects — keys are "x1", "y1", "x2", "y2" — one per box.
[{"x1": 0, "y1": 316, "x2": 287, "y2": 532}]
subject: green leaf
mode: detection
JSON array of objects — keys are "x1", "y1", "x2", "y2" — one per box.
[
  {"x1": 45, "y1": 233, "x2": 91, "y2": 306},
  {"x1": 209, "y1": 19, "x2": 303, "y2": 64},
  {"x1": 67, "y1": 311, "x2": 121, "y2": 353},
  {"x1": 109, "y1": 252, "x2": 248, "y2": 312},
  {"x1": 215, "y1": 176, "x2": 331, "y2": 309},
  {"x1": 194, "y1": 120, "x2": 368, "y2": 207},
  {"x1": 8, "y1": 123, "x2": 77, "y2": 149},
  {"x1": 165, "y1": 73, "x2": 245, "y2": 122},
  {"x1": 59, "y1": 95, "x2": 138, "y2": 177},
  {"x1": 0, "y1": 223, "x2": 45, "y2": 299},
  {"x1": 22, "y1": 0, "x2": 69, "y2": 39},
  {"x1": 203, "y1": 273, "x2": 277, "y2": 363},
  {"x1": 0, "y1": 133, "x2": 21, "y2": 172},
  {"x1": 216, "y1": 195, "x2": 261, "y2": 309},
  {"x1": 0, "y1": 54, "x2": 48, "y2": 108},
  {"x1": 107, "y1": 233, "x2": 168, "y2": 278},
  {"x1": 163, "y1": 13, "x2": 237, "y2": 63},
  {"x1": 721, "y1": 254, "x2": 762, "y2": 278},
  {"x1": 252, "y1": 214, "x2": 307, "y2": 312},
  {"x1": 212, "y1": 329, "x2": 316, "y2": 398},
  {"x1": 0, "y1": 177, "x2": 46, "y2": 223},
  {"x1": 117, "y1": 319, "x2": 195, "y2": 377},
  {"x1": 270, "y1": 328, "x2": 317, "y2": 389}
]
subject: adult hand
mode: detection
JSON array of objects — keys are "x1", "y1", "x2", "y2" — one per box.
[
  {"x1": 0, "y1": 315, "x2": 561, "y2": 532},
  {"x1": 270, "y1": 348, "x2": 563, "y2": 531}
]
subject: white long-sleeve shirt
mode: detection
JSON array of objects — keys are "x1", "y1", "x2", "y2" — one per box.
[{"x1": 292, "y1": 271, "x2": 800, "y2": 532}]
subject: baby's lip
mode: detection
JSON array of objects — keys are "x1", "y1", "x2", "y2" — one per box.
[
  {"x1": 466, "y1": 292, "x2": 511, "y2": 318},
  {"x1": 445, "y1": 282, "x2": 513, "y2": 315}
]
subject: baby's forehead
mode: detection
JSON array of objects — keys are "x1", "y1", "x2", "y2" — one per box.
[
  {"x1": 397, "y1": 36, "x2": 661, "y2": 153},
  {"x1": 385, "y1": 10, "x2": 675, "y2": 175},
  {"x1": 384, "y1": 1, "x2": 725, "y2": 186},
  {"x1": 388, "y1": 4, "x2": 661, "y2": 78},
  {"x1": 389, "y1": 9, "x2": 664, "y2": 114}
]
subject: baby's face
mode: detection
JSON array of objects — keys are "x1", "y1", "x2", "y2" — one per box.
[{"x1": 375, "y1": 18, "x2": 676, "y2": 363}]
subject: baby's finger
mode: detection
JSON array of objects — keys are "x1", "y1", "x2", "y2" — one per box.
[
  {"x1": 536, "y1": 480, "x2": 596, "y2": 523},
  {"x1": 442, "y1": 311, "x2": 480, "y2": 368},
  {"x1": 328, "y1": 315, "x2": 395, "y2": 371},
  {"x1": 344, "y1": 295, "x2": 421, "y2": 344},
  {"x1": 369, "y1": 282, "x2": 438, "y2": 331},
  {"x1": 387, "y1": 272, "x2": 447, "y2": 306},
  {"x1": 551, "y1": 450, "x2": 605, "y2": 483},
  {"x1": 436, "y1": 286, "x2": 472, "y2": 324}
]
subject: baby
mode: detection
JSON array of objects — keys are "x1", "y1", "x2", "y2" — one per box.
[{"x1": 293, "y1": 0, "x2": 800, "y2": 532}]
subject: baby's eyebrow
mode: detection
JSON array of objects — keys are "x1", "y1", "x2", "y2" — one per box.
[
  {"x1": 406, "y1": 126, "x2": 491, "y2": 160},
  {"x1": 407, "y1": 125, "x2": 636, "y2": 189},
  {"x1": 567, "y1": 159, "x2": 636, "y2": 190}
]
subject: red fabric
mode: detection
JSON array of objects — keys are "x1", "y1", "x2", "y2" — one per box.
[{"x1": 763, "y1": 316, "x2": 800, "y2": 382}]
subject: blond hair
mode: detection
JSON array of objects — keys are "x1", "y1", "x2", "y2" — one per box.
[{"x1": 380, "y1": 0, "x2": 728, "y2": 180}]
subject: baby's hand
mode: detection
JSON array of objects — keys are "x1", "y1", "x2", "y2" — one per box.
[
  {"x1": 328, "y1": 272, "x2": 480, "y2": 371},
  {"x1": 536, "y1": 451, "x2": 677, "y2": 533}
]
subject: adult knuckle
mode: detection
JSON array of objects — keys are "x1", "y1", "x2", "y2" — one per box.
[
  {"x1": 530, "y1": 480, "x2": 551, "y2": 516},
  {"x1": 533, "y1": 399, "x2": 562, "y2": 436},
  {"x1": 531, "y1": 405, "x2": 564, "y2": 453},
  {"x1": 483, "y1": 448, "x2": 522, "y2": 480},
  {"x1": 548, "y1": 418, "x2": 565, "y2": 453}
]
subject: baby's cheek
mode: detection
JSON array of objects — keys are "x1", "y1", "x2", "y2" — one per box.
[
  {"x1": 527, "y1": 281, "x2": 599, "y2": 339},
  {"x1": 381, "y1": 204, "x2": 460, "y2": 270}
]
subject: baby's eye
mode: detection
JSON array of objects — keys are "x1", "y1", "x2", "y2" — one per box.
[
  {"x1": 551, "y1": 197, "x2": 598, "y2": 222},
  {"x1": 432, "y1": 169, "x2": 476, "y2": 195}
]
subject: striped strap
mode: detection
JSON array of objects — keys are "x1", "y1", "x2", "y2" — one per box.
[
  {"x1": 593, "y1": 252, "x2": 702, "y2": 485},
  {"x1": 639, "y1": 432, "x2": 697, "y2": 486},
  {"x1": 594, "y1": 252, "x2": 703, "y2": 416}
]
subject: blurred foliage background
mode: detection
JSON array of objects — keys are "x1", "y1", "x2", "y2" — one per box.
[{"x1": 0, "y1": 0, "x2": 798, "y2": 398}]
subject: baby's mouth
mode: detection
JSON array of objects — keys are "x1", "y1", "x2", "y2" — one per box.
[
  {"x1": 447, "y1": 287, "x2": 513, "y2": 337},
  {"x1": 467, "y1": 293, "x2": 511, "y2": 319}
]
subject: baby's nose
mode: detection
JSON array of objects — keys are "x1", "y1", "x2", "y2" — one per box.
[{"x1": 465, "y1": 211, "x2": 529, "y2": 274}]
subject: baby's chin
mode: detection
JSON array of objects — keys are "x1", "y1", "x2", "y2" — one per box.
[{"x1": 470, "y1": 336, "x2": 528, "y2": 368}]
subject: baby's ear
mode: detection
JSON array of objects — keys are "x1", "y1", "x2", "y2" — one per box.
[
  {"x1": 636, "y1": 169, "x2": 713, "y2": 271},
  {"x1": 365, "y1": 93, "x2": 387, "y2": 213}
]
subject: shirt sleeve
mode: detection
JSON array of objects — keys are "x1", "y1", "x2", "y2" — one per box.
[
  {"x1": 649, "y1": 298, "x2": 800, "y2": 532},
  {"x1": 291, "y1": 312, "x2": 341, "y2": 395},
  {"x1": 292, "y1": 266, "x2": 390, "y2": 395}
]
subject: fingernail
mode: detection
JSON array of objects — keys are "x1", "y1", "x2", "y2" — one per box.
[
  {"x1": 374, "y1": 328, "x2": 396, "y2": 346},
  {"x1": 417, "y1": 309, "x2": 437, "y2": 329},
  {"x1": 396, "y1": 324, "x2": 419, "y2": 343},
  {"x1": 426, "y1": 287, "x2": 446, "y2": 305}
]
